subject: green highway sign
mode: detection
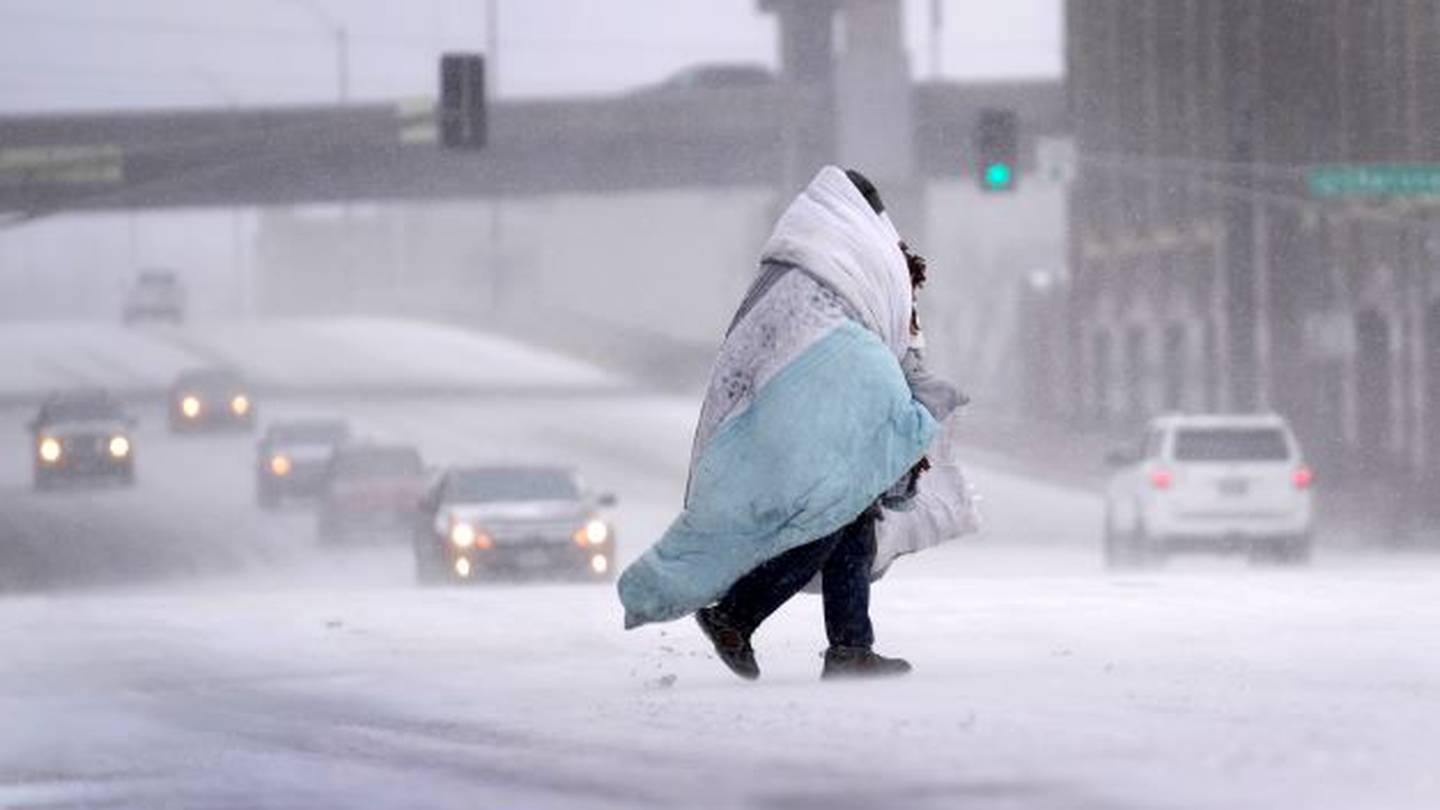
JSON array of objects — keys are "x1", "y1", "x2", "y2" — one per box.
[{"x1": 1308, "y1": 164, "x2": 1440, "y2": 198}]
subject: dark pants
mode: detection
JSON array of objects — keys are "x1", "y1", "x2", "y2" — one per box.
[{"x1": 716, "y1": 507, "x2": 878, "y2": 649}]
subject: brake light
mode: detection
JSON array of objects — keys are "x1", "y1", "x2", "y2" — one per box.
[
  {"x1": 1293, "y1": 465, "x2": 1314, "y2": 490},
  {"x1": 1149, "y1": 468, "x2": 1173, "y2": 490}
]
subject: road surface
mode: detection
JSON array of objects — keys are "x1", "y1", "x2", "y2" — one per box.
[{"x1": 1, "y1": 321, "x2": 1437, "y2": 810}]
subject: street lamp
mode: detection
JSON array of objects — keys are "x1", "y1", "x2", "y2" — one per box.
[
  {"x1": 189, "y1": 68, "x2": 251, "y2": 318},
  {"x1": 278, "y1": 0, "x2": 349, "y2": 104}
]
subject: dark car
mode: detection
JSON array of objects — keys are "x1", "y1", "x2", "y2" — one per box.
[
  {"x1": 28, "y1": 390, "x2": 136, "y2": 490},
  {"x1": 169, "y1": 368, "x2": 255, "y2": 433},
  {"x1": 638, "y1": 63, "x2": 774, "y2": 94},
  {"x1": 256, "y1": 419, "x2": 352, "y2": 508},
  {"x1": 317, "y1": 443, "x2": 426, "y2": 543},
  {"x1": 412, "y1": 465, "x2": 617, "y2": 584}
]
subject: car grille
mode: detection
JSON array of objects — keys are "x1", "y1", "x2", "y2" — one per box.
[
  {"x1": 63, "y1": 434, "x2": 107, "y2": 460},
  {"x1": 485, "y1": 520, "x2": 576, "y2": 546}
]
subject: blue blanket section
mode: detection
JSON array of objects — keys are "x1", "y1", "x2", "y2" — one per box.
[{"x1": 618, "y1": 320, "x2": 937, "y2": 629}]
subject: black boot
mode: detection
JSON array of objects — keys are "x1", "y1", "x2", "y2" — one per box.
[
  {"x1": 821, "y1": 645, "x2": 912, "y2": 680},
  {"x1": 696, "y1": 607, "x2": 759, "y2": 681}
]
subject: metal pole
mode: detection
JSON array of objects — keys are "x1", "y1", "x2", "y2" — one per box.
[
  {"x1": 929, "y1": 0, "x2": 943, "y2": 79},
  {"x1": 277, "y1": 1, "x2": 347, "y2": 104},
  {"x1": 486, "y1": 0, "x2": 500, "y2": 95},
  {"x1": 336, "y1": 25, "x2": 350, "y2": 104},
  {"x1": 487, "y1": 0, "x2": 503, "y2": 310},
  {"x1": 190, "y1": 68, "x2": 249, "y2": 317}
]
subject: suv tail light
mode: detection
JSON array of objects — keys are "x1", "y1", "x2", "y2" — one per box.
[
  {"x1": 1149, "y1": 468, "x2": 1173, "y2": 490},
  {"x1": 1293, "y1": 465, "x2": 1314, "y2": 490}
]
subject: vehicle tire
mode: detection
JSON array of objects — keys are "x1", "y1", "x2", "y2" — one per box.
[
  {"x1": 32, "y1": 471, "x2": 53, "y2": 492},
  {"x1": 118, "y1": 467, "x2": 136, "y2": 487},
  {"x1": 1100, "y1": 513, "x2": 1157, "y2": 564},
  {"x1": 1251, "y1": 536, "x2": 1312, "y2": 567},
  {"x1": 1105, "y1": 509, "x2": 1157, "y2": 570},
  {"x1": 257, "y1": 484, "x2": 280, "y2": 510},
  {"x1": 413, "y1": 543, "x2": 446, "y2": 585}
]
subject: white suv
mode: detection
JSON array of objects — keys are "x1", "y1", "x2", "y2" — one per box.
[{"x1": 1103, "y1": 414, "x2": 1314, "y2": 567}]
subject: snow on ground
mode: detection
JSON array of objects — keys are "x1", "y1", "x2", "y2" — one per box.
[
  {"x1": 0, "y1": 317, "x2": 621, "y2": 402},
  {"x1": 0, "y1": 321, "x2": 198, "y2": 399},
  {"x1": 2, "y1": 321, "x2": 1438, "y2": 809},
  {"x1": 3, "y1": 546, "x2": 1439, "y2": 810},
  {"x1": 172, "y1": 317, "x2": 622, "y2": 393}
]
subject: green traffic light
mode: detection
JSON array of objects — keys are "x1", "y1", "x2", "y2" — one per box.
[{"x1": 984, "y1": 162, "x2": 1014, "y2": 188}]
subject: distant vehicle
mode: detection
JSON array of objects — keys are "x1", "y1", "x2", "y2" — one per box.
[
  {"x1": 122, "y1": 269, "x2": 185, "y2": 324},
  {"x1": 1103, "y1": 414, "x2": 1314, "y2": 567},
  {"x1": 412, "y1": 465, "x2": 617, "y2": 584},
  {"x1": 169, "y1": 368, "x2": 254, "y2": 433},
  {"x1": 318, "y1": 443, "x2": 426, "y2": 543},
  {"x1": 256, "y1": 419, "x2": 352, "y2": 509},
  {"x1": 28, "y1": 389, "x2": 136, "y2": 490},
  {"x1": 636, "y1": 63, "x2": 774, "y2": 95}
]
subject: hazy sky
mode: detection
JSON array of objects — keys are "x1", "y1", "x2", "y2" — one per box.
[{"x1": 0, "y1": 0, "x2": 1062, "y2": 112}]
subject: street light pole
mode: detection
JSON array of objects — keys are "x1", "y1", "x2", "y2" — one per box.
[
  {"x1": 335, "y1": 24, "x2": 350, "y2": 104},
  {"x1": 929, "y1": 0, "x2": 944, "y2": 79},
  {"x1": 190, "y1": 69, "x2": 251, "y2": 318},
  {"x1": 279, "y1": 0, "x2": 348, "y2": 104},
  {"x1": 486, "y1": 0, "x2": 504, "y2": 309},
  {"x1": 486, "y1": 0, "x2": 499, "y2": 96}
]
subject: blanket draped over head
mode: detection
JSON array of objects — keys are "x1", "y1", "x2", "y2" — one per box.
[{"x1": 617, "y1": 166, "x2": 938, "y2": 629}]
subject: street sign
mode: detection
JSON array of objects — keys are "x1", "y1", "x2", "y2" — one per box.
[
  {"x1": 0, "y1": 145, "x2": 123, "y2": 187},
  {"x1": 1308, "y1": 164, "x2": 1440, "y2": 198}
]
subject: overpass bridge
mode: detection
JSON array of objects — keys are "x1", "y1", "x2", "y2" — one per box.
[{"x1": 0, "y1": 80, "x2": 1063, "y2": 218}]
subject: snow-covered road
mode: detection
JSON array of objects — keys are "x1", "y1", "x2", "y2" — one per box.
[{"x1": 2, "y1": 321, "x2": 1438, "y2": 809}]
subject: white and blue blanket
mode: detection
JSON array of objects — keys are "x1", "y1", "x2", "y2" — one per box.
[{"x1": 618, "y1": 167, "x2": 939, "y2": 629}]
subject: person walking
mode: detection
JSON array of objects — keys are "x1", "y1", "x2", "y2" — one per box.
[{"x1": 618, "y1": 166, "x2": 961, "y2": 680}]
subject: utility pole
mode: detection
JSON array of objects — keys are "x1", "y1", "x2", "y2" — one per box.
[
  {"x1": 335, "y1": 25, "x2": 350, "y2": 104},
  {"x1": 486, "y1": 0, "x2": 504, "y2": 310},
  {"x1": 191, "y1": 69, "x2": 251, "y2": 318},
  {"x1": 280, "y1": 0, "x2": 349, "y2": 104},
  {"x1": 929, "y1": 0, "x2": 943, "y2": 79},
  {"x1": 486, "y1": 0, "x2": 500, "y2": 98}
]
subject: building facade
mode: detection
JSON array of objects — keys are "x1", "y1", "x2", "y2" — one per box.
[{"x1": 1066, "y1": 0, "x2": 1440, "y2": 511}]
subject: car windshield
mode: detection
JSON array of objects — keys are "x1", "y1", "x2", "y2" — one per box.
[
  {"x1": 271, "y1": 422, "x2": 348, "y2": 445},
  {"x1": 334, "y1": 448, "x2": 422, "y2": 478},
  {"x1": 447, "y1": 469, "x2": 581, "y2": 503},
  {"x1": 42, "y1": 398, "x2": 123, "y2": 423},
  {"x1": 178, "y1": 371, "x2": 241, "y2": 390},
  {"x1": 1173, "y1": 428, "x2": 1291, "y2": 462}
]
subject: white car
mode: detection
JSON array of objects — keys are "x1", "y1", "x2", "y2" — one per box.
[
  {"x1": 1103, "y1": 414, "x2": 1314, "y2": 567},
  {"x1": 122, "y1": 269, "x2": 185, "y2": 324}
]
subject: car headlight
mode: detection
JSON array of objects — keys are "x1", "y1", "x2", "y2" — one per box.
[
  {"x1": 270, "y1": 454, "x2": 292, "y2": 476},
  {"x1": 38, "y1": 437, "x2": 62, "y2": 463},
  {"x1": 230, "y1": 394, "x2": 250, "y2": 416},
  {"x1": 449, "y1": 522, "x2": 492, "y2": 550},
  {"x1": 108, "y1": 435, "x2": 131, "y2": 458},
  {"x1": 574, "y1": 519, "x2": 609, "y2": 547},
  {"x1": 180, "y1": 395, "x2": 201, "y2": 418},
  {"x1": 449, "y1": 522, "x2": 476, "y2": 548}
]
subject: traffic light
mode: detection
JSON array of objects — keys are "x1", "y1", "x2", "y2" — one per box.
[
  {"x1": 975, "y1": 107, "x2": 1019, "y2": 192},
  {"x1": 439, "y1": 53, "x2": 487, "y2": 149}
]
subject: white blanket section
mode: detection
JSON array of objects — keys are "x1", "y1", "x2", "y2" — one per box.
[
  {"x1": 760, "y1": 166, "x2": 914, "y2": 359},
  {"x1": 873, "y1": 415, "x2": 982, "y2": 576}
]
